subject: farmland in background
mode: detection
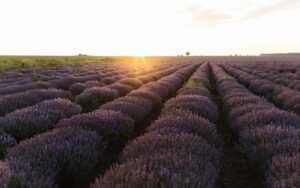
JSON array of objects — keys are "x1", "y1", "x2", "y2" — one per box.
[
  {"x1": 0, "y1": 56, "x2": 198, "y2": 68},
  {"x1": 0, "y1": 55, "x2": 299, "y2": 188}
]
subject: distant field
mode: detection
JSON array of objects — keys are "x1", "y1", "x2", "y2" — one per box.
[
  {"x1": 0, "y1": 56, "x2": 192, "y2": 69},
  {"x1": 1, "y1": 55, "x2": 300, "y2": 68},
  {"x1": 0, "y1": 56, "x2": 120, "y2": 68}
]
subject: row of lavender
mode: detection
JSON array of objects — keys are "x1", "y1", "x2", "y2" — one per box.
[
  {"x1": 0, "y1": 61, "x2": 164, "y2": 96},
  {"x1": 58, "y1": 62, "x2": 173, "y2": 91},
  {"x1": 92, "y1": 63, "x2": 222, "y2": 187},
  {"x1": 0, "y1": 62, "x2": 132, "y2": 85},
  {"x1": 222, "y1": 65, "x2": 300, "y2": 115},
  {"x1": 68, "y1": 63, "x2": 178, "y2": 96},
  {"x1": 0, "y1": 63, "x2": 186, "y2": 158},
  {"x1": 0, "y1": 64, "x2": 199, "y2": 187},
  {"x1": 0, "y1": 62, "x2": 177, "y2": 116},
  {"x1": 0, "y1": 62, "x2": 118, "y2": 90},
  {"x1": 0, "y1": 60, "x2": 177, "y2": 95},
  {"x1": 75, "y1": 64, "x2": 186, "y2": 112},
  {"x1": 0, "y1": 64, "x2": 132, "y2": 116},
  {"x1": 241, "y1": 66, "x2": 300, "y2": 91},
  {"x1": 212, "y1": 64, "x2": 300, "y2": 187},
  {"x1": 232, "y1": 62, "x2": 300, "y2": 90}
]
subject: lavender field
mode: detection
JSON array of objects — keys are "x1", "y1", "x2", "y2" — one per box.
[{"x1": 0, "y1": 56, "x2": 299, "y2": 188}]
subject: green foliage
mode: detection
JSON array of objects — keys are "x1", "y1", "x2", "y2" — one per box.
[
  {"x1": 267, "y1": 88, "x2": 281, "y2": 99},
  {"x1": 184, "y1": 79, "x2": 205, "y2": 88},
  {"x1": 72, "y1": 69, "x2": 81, "y2": 76},
  {"x1": 217, "y1": 76, "x2": 233, "y2": 83},
  {"x1": 31, "y1": 71, "x2": 40, "y2": 82},
  {"x1": 0, "y1": 56, "x2": 117, "y2": 68}
]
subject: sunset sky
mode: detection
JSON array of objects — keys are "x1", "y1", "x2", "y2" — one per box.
[{"x1": 0, "y1": 0, "x2": 299, "y2": 56}]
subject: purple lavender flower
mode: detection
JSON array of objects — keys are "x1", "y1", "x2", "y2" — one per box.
[
  {"x1": 75, "y1": 87, "x2": 119, "y2": 112},
  {"x1": 137, "y1": 75, "x2": 155, "y2": 83},
  {"x1": 56, "y1": 109, "x2": 134, "y2": 144},
  {"x1": 142, "y1": 83, "x2": 169, "y2": 98},
  {"x1": 94, "y1": 132, "x2": 221, "y2": 188},
  {"x1": 0, "y1": 81, "x2": 51, "y2": 96},
  {"x1": 118, "y1": 78, "x2": 143, "y2": 89},
  {"x1": 0, "y1": 98, "x2": 82, "y2": 141},
  {"x1": 266, "y1": 153, "x2": 300, "y2": 188},
  {"x1": 5, "y1": 127, "x2": 107, "y2": 187},
  {"x1": 121, "y1": 116, "x2": 221, "y2": 164},
  {"x1": 108, "y1": 83, "x2": 134, "y2": 96},
  {"x1": 232, "y1": 109, "x2": 300, "y2": 130},
  {"x1": 0, "y1": 161, "x2": 12, "y2": 188},
  {"x1": 100, "y1": 100, "x2": 152, "y2": 123},
  {"x1": 128, "y1": 90, "x2": 163, "y2": 107},
  {"x1": 228, "y1": 103, "x2": 273, "y2": 123},
  {"x1": 147, "y1": 109, "x2": 220, "y2": 147},
  {"x1": 69, "y1": 80, "x2": 103, "y2": 96},
  {"x1": 102, "y1": 77, "x2": 117, "y2": 85},
  {"x1": 163, "y1": 95, "x2": 218, "y2": 122},
  {"x1": 50, "y1": 75, "x2": 102, "y2": 89},
  {"x1": 0, "y1": 89, "x2": 73, "y2": 116}
]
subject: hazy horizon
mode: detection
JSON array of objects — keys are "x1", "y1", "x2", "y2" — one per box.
[{"x1": 1, "y1": 0, "x2": 300, "y2": 56}]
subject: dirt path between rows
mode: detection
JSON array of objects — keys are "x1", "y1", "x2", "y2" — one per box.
[{"x1": 208, "y1": 64, "x2": 263, "y2": 188}]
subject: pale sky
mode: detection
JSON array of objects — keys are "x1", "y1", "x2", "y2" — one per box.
[{"x1": 0, "y1": 0, "x2": 299, "y2": 56}]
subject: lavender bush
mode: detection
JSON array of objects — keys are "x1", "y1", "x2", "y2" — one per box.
[
  {"x1": 0, "y1": 98, "x2": 82, "y2": 140},
  {"x1": 75, "y1": 87, "x2": 119, "y2": 112},
  {"x1": 116, "y1": 96, "x2": 154, "y2": 108},
  {"x1": 138, "y1": 75, "x2": 155, "y2": 83},
  {"x1": 228, "y1": 103, "x2": 273, "y2": 123},
  {"x1": 56, "y1": 109, "x2": 134, "y2": 144},
  {"x1": 119, "y1": 131, "x2": 219, "y2": 162},
  {"x1": 232, "y1": 109, "x2": 300, "y2": 130},
  {"x1": 128, "y1": 90, "x2": 163, "y2": 107},
  {"x1": 118, "y1": 78, "x2": 143, "y2": 88},
  {"x1": 94, "y1": 132, "x2": 221, "y2": 188},
  {"x1": 142, "y1": 83, "x2": 169, "y2": 98},
  {"x1": 0, "y1": 81, "x2": 51, "y2": 96},
  {"x1": 100, "y1": 100, "x2": 152, "y2": 123},
  {"x1": 156, "y1": 80, "x2": 178, "y2": 94},
  {"x1": 69, "y1": 80, "x2": 103, "y2": 96},
  {"x1": 102, "y1": 77, "x2": 117, "y2": 85},
  {"x1": 0, "y1": 161, "x2": 12, "y2": 188},
  {"x1": 0, "y1": 89, "x2": 73, "y2": 116},
  {"x1": 224, "y1": 96, "x2": 267, "y2": 112},
  {"x1": 163, "y1": 95, "x2": 218, "y2": 122},
  {"x1": 147, "y1": 109, "x2": 220, "y2": 146},
  {"x1": 108, "y1": 83, "x2": 134, "y2": 96},
  {"x1": 239, "y1": 124, "x2": 300, "y2": 165},
  {"x1": 4, "y1": 127, "x2": 106, "y2": 187},
  {"x1": 266, "y1": 154, "x2": 300, "y2": 188},
  {"x1": 50, "y1": 74, "x2": 102, "y2": 89}
]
